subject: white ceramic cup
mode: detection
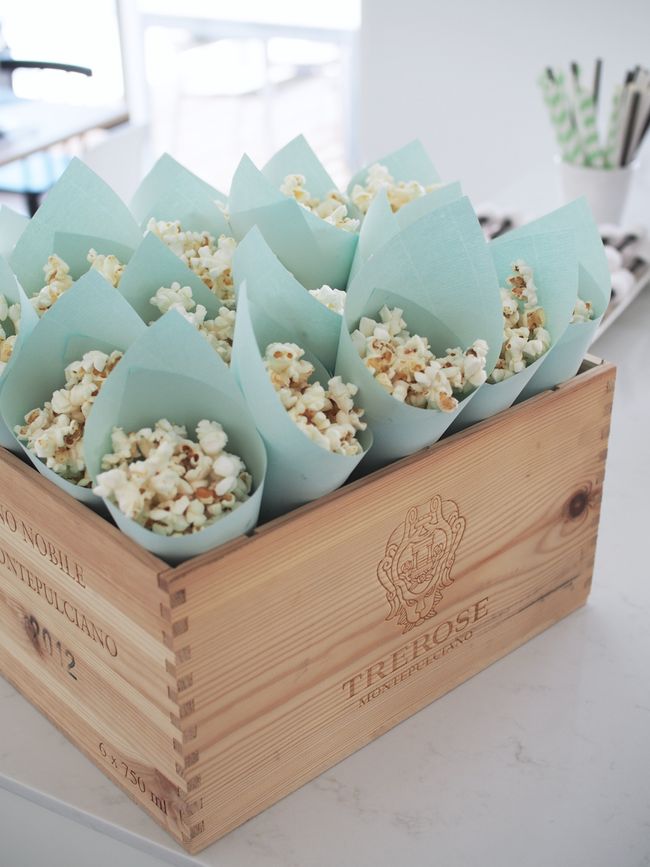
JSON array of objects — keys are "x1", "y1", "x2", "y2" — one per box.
[{"x1": 557, "y1": 157, "x2": 638, "y2": 224}]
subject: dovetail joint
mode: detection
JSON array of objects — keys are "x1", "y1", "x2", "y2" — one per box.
[
  {"x1": 189, "y1": 820, "x2": 205, "y2": 839},
  {"x1": 170, "y1": 588, "x2": 187, "y2": 607},
  {"x1": 175, "y1": 646, "x2": 192, "y2": 663},
  {"x1": 172, "y1": 618, "x2": 189, "y2": 637}
]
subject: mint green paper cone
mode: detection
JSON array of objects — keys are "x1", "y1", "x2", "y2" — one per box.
[
  {"x1": 118, "y1": 232, "x2": 220, "y2": 322},
  {"x1": 0, "y1": 205, "x2": 29, "y2": 258},
  {"x1": 346, "y1": 139, "x2": 460, "y2": 243},
  {"x1": 10, "y1": 158, "x2": 141, "y2": 294},
  {"x1": 336, "y1": 291, "x2": 466, "y2": 471},
  {"x1": 51, "y1": 231, "x2": 135, "y2": 281},
  {"x1": 348, "y1": 182, "x2": 463, "y2": 281},
  {"x1": 452, "y1": 228, "x2": 578, "y2": 429},
  {"x1": 339, "y1": 198, "x2": 503, "y2": 470},
  {"x1": 518, "y1": 266, "x2": 605, "y2": 401},
  {"x1": 231, "y1": 282, "x2": 372, "y2": 520},
  {"x1": 0, "y1": 271, "x2": 146, "y2": 504},
  {"x1": 84, "y1": 313, "x2": 266, "y2": 564},
  {"x1": 262, "y1": 134, "x2": 344, "y2": 203},
  {"x1": 346, "y1": 197, "x2": 503, "y2": 362},
  {"x1": 233, "y1": 226, "x2": 342, "y2": 372},
  {"x1": 130, "y1": 153, "x2": 229, "y2": 236},
  {"x1": 0, "y1": 255, "x2": 39, "y2": 449},
  {"x1": 348, "y1": 139, "x2": 441, "y2": 195},
  {"x1": 229, "y1": 153, "x2": 358, "y2": 290},
  {"x1": 511, "y1": 199, "x2": 611, "y2": 400}
]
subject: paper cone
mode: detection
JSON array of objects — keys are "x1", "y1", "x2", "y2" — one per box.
[
  {"x1": 338, "y1": 197, "x2": 503, "y2": 469},
  {"x1": 233, "y1": 226, "x2": 342, "y2": 372},
  {"x1": 231, "y1": 282, "x2": 371, "y2": 520},
  {"x1": 0, "y1": 255, "x2": 39, "y2": 449},
  {"x1": 348, "y1": 182, "x2": 463, "y2": 281},
  {"x1": 130, "y1": 152, "x2": 230, "y2": 237},
  {"x1": 229, "y1": 148, "x2": 358, "y2": 290},
  {"x1": 10, "y1": 158, "x2": 141, "y2": 295},
  {"x1": 84, "y1": 312, "x2": 267, "y2": 564},
  {"x1": 0, "y1": 271, "x2": 146, "y2": 505},
  {"x1": 118, "y1": 232, "x2": 221, "y2": 322},
  {"x1": 452, "y1": 228, "x2": 578, "y2": 429},
  {"x1": 513, "y1": 199, "x2": 611, "y2": 400}
]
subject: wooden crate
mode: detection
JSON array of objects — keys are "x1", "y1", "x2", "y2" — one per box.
[{"x1": 0, "y1": 356, "x2": 616, "y2": 854}]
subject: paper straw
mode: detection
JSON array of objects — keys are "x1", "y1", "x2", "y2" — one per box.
[
  {"x1": 621, "y1": 90, "x2": 641, "y2": 165},
  {"x1": 574, "y1": 86, "x2": 604, "y2": 166},
  {"x1": 632, "y1": 105, "x2": 650, "y2": 160},
  {"x1": 603, "y1": 86, "x2": 623, "y2": 168},
  {"x1": 539, "y1": 70, "x2": 582, "y2": 164},
  {"x1": 593, "y1": 58, "x2": 602, "y2": 109}
]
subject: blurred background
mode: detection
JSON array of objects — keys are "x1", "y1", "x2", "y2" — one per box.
[{"x1": 1, "y1": 0, "x2": 648, "y2": 210}]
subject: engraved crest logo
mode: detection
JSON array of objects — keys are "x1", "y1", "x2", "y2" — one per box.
[{"x1": 377, "y1": 496, "x2": 466, "y2": 633}]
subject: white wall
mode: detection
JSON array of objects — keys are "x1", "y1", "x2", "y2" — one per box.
[{"x1": 359, "y1": 0, "x2": 650, "y2": 202}]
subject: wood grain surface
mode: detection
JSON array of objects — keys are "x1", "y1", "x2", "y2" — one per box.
[{"x1": 0, "y1": 358, "x2": 616, "y2": 852}]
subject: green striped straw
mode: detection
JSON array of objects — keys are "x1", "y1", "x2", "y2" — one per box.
[
  {"x1": 573, "y1": 86, "x2": 604, "y2": 166},
  {"x1": 603, "y1": 85, "x2": 623, "y2": 168},
  {"x1": 538, "y1": 70, "x2": 582, "y2": 164}
]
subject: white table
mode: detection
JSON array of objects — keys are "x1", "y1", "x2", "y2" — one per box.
[
  {"x1": 0, "y1": 99, "x2": 128, "y2": 166},
  {"x1": 1, "y1": 287, "x2": 649, "y2": 867}
]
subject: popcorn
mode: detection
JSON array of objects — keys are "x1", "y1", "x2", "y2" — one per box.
[
  {"x1": 350, "y1": 163, "x2": 443, "y2": 215},
  {"x1": 0, "y1": 294, "x2": 20, "y2": 377},
  {"x1": 30, "y1": 254, "x2": 73, "y2": 315},
  {"x1": 279, "y1": 174, "x2": 359, "y2": 233},
  {"x1": 571, "y1": 297, "x2": 595, "y2": 324},
  {"x1": 94, "y1": 418, "x2": 252, "y2": 536},
  {"x1": 150, "y1": 283, "x2": 235, "y2": 364},
  {"x1": 15, "y1": 350, "x2": 123, "y2": 485},
  {"x1": 29, "y1": 248, "x2": 127, "y2": 315},
  {"x1": 308, "y1": 284, "x2": 346, "y2": 314},
  {"x1": 86, "y1": 249, "x2": 125, "y2": 288},
  {"x1": 488, "y1": 260, "x2": 551, "y2": 384},
  {"x1": 263, "y1": 342, "x2": 366, "y2": 455},
  {"x1": 352, "y1": 306, "x2": 489, "y2": 412},
  {"x1": 146, "y1": 219, "x2": 237, "y2": 308}
]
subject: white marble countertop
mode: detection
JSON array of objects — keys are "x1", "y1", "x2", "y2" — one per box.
[{"x1": 2, "y1": 233, "x2": 650, "y2": 866}]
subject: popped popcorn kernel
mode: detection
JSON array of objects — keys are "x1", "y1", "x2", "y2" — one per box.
[
  {"x1": 150, "y1": 283, "x2": 235, "y2": 364},
  {"x1": 0, "y1": 294, "x2": 20, "y2": 377},
  {"x1": 308, "y1": 284, "x2": 346, "y2": 314},
  {"x1": 263, "y1": 342, "x2": 366, "y2": 456},
  {"x1": 279, "y1": 174, "x2": 359, "y2": 233},
  {"x1": 146, "y1": 219, "x2": 237, "y2": 307},
  {"x1": 94, "y1": 419, "x2": 252, "y2": 536},
  {"x1": 30, "y1": 254, "x2": 74, "y2": 315},
  {"x1": 571, "y1": 297, "x2": 595, "y2": 324},
  {"x1": 352, "y1": 306, "x2": 489, "y2": 411},
  {"x1": 87, "y1": 249, "x2": 125, "y2": 288},
  {"x1": 15, "y1": 350, "x2": 123, "y2": 485},
  {"x1": 488, "y1": 260, "x2": 551, "y2": 383},
  {"x1": 350, "y1": 163, "x2": 442, "y2": 215}
]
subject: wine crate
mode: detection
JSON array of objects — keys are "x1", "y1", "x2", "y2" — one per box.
[{"x1": 0, "y1": 356, "x2": 615, "y2": 854}]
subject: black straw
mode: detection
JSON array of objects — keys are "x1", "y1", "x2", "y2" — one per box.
[{"x1": 593, "y1": 58, "x2": 602, "y2": 109}]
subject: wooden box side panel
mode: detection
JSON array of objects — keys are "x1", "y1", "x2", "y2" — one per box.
[
  {"x1": 165, "y1": 361, "x2": 616, "y2": 852},
  {"x1": 0, "y1": 452, "x2": 189, "y2": 788},
  {"x1": 0, "y1": 448, "x2": 167, "y2": 642},
  {"x1": 0, "y1": 640, "x2": 195, "y2": 845}
]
